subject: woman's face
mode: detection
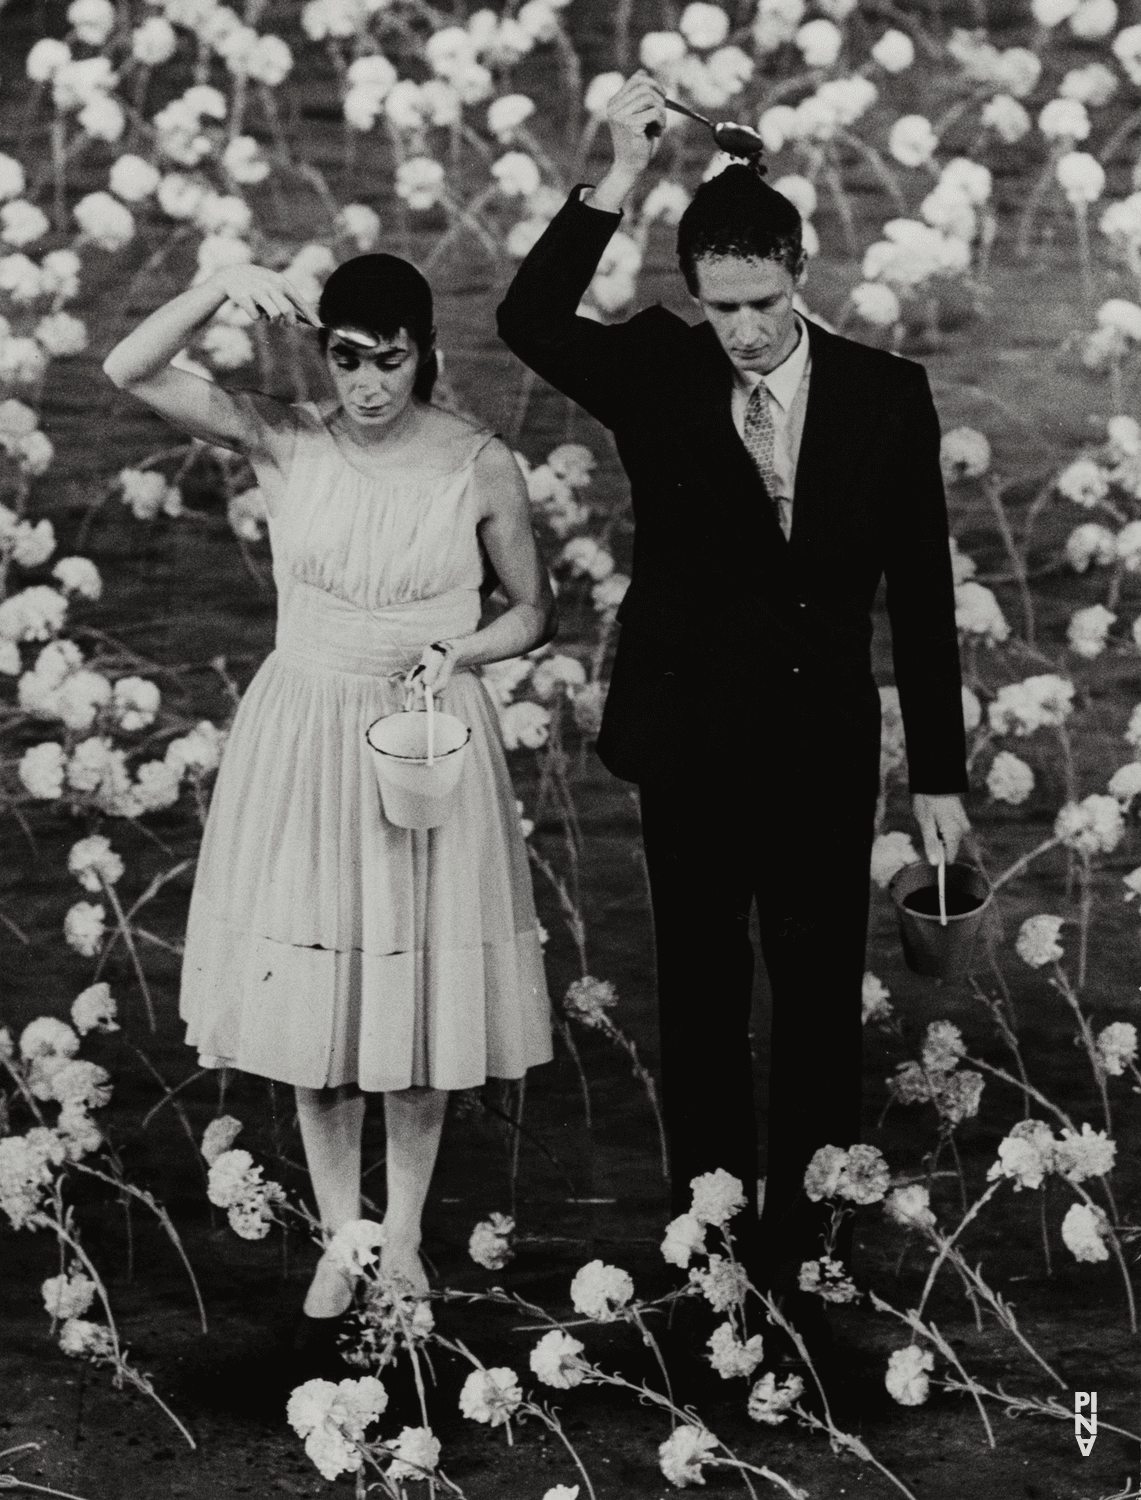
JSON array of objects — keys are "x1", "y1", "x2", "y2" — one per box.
[{"x1": 325, "y1": 326, "x2": 424, "y2": 431}]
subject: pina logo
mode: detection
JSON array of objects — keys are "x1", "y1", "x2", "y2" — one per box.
[{"x1": 1074, "y1": 1392, "x2": 1098, "y2": 1456}]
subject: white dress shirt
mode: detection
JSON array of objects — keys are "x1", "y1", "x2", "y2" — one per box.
[{"x1": 730, "y1": 316, "x2": 812, "y2": 540}]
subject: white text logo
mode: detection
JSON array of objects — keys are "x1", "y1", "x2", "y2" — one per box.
[{"x1": 1074, "y1": 1392, "x2": 1098, "y2": 1456}]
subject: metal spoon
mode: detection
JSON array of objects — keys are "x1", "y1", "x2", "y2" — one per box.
[{"x1": 649, "y1": 98, "x2": 768, "y2": 161}]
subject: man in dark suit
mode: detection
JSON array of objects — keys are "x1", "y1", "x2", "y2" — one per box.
[{"x1": 497, "y1": 73, "x2": 972, "y2": 1296}]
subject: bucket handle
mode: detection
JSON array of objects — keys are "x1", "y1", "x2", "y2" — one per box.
[{"x1": 425, "y1": 677, "x2": 435, "y2": 767}]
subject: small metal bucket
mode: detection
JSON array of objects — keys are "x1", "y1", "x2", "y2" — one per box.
[{"x1": 889, "y1": 860, "x2": 993, "y2": 980}]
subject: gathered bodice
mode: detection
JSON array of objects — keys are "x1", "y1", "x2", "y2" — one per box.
[{"x1": 263, "y1": 402, "x2": 492, "y2": 676}]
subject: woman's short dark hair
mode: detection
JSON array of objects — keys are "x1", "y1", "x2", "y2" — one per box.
[
  {"x1": 676, "y1": 164, "x2": 806, "y2": 294},
  {"x1": 317, "y1": 252, "x2": 438, "y2": 400}
]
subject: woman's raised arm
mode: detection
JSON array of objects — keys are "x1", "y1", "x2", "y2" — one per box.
[{"x1": 102, "y1": 265, "x2": 318, "y2": 454}]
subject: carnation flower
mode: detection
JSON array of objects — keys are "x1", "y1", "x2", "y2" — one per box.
[
  {"x1": 871, "y1": 29, "x2": 914, "y2": 71},
  {"x1": 796, "y1": 18, "x2": 843, "y2": 67},
  {"x1": 287, "y1": 1375, "x2": 388, "y2": 1481},
  {"x1": 67, "y1": 835, "x2": 124, "y2": 894},
  {"x1": 1068, "y1": 603, "x2": 1116, "y2": 658},
  {"x1": 802, "y1": 1143, "x2": 847, "y2": 1200},
  {"x1": 395, "y1": 158, "x2": 445, "y2": 211},
  {"x1": 19, "y1": 741, "x2": 66, "y2": 799},
  {"x1": 689, "y1": 1167, "x2": 746, "y2": 1225},
  {"x1": 987, "y1": 750, "x2": 1034, "y2": 804},
  {"x1": 70, "y1": 983, "x2": 118, "y2": 1036},
  {"x1": 0, "y1": 586, "x2": 68, "y2": 642},
  {"x1": 869, "y1": 829, "x2": 920, "y2": 888},
  {"x1": 1015, "y1": 913, "x2": 1065, "y2": 968},
  {"x1": 851, "y1": 282, "x2": 901, "y2": 327},
  {"x1": 799, "y1": 1255, "x2": 859, "y2": 1303},
  {"x1": 58, "y1": 1318, "x2": 116, "y2": 1362},
  {"x1": 63, "y1": 902, "x2": 105, "y2": 958},
  {"x1": 1099, "y1": 299, "x2": 1141, "y2": 341},
  {"x1": 73, "y1": 192, "x2": 135, "y2": 252},
  {"x1": 707, "y1": 1322, "x2": 765, "y2": 1378},
  {"x1": 384, "y1": 1426, "x2": 441, "y2": 1483},
  {"x1": 1039, "y1": 97, "x2": 1091, "y2": 142},
  {"x1": 1065, "y1": 522, "x2": 1117, "y2": 572},
  {"x1": 885, "y1": 1183, "x2": 936, "y2": 1230},
  {"x1": 110, "y1": 680, "x2": 162, "y2": 733},
  {"x1": 940, "y1": 429, "x2": 991, "y2": 484},
  {"x1": 561, "y1": 974, "x2": 620, "y2": 1034},
  {"x1": 1054, "y1": 795, "x2": 1125, "y2": 857},
  {"x1": 661, "y1": 1211, "x2": 707, "y2": 1267},
  {"x1": 0, "y1": 1127, "x2": 67, "y2": 1229},
  {"x1": 501, "y1": 700, "x2": 551, "y2": 749},
  {"x1": 955, "y1": 582, "x2": 1009, "y2": 644},
  {"x1": 1061, "y1": 1201, "x2": 1111, "y2": 1262},
  {"x1": 19, "y1": 1016, "x2": 80, "y2": 1062},
  {"x1": 529, "y1": 1329, "x2": 586, "y2": 1388},
  {"x1": 458, "y1": 1366, "x2": 522, "y2": 1426},
  {"x1": 987, "y1": 674, "x2": 1074, "y2": 736},
  {"x1": 468, "y1": 1212, "x2": 515, "y2": 1269},
  {"x1": 689, "y1": 1254, "x2": 749, "y2": 1312},
  {"x1": 659, "y1": 1424, "x2": 719, "y2": 1487},
  {"x1": 1, "y1": 200, "x2": 50, "y2": 248},
  {"x1": 1096, "y1": 1021, "x2": 1138, "y2": 1076},
  {"x1": 199, "y1": 1114, "x2": 243, "y2": 1166},
  {"x1": 491, "y1": 151, "x2": 541, "y2": 198},
  {"x1": 52, "y1": 557, "x2": 102, "y2": 600},
  {"x1": 1108, "y1": 761, "x2": 1141, "y2": 807},
  {"x1": 0, "y1": 154, "x2": 26, "y2": 201},
  {"x1": 680, "y1": 2, "x2": 730, "y2": 48},
  {"x1": 938, "y1": 1069, "x2": 984, "y2": 1124},
  {"x1": 42, "y1": 1270, "x2": 97, "y2": 1321},
  {"x1": 987, "y1": 1119, "x2": 1056, "y2": 1190},
  {"x1": 889, "y1": 115, "x2": 939, "y2": 168},
  {"x1": 1057, "y1": 458, "x2": 1110, "y2": 508},
  {"x1": 747, "y1": 1370, "x2": 805, "y2": 1424},
  {"x1": 885, "y1": 1344, "x2": 933, "y2": 1405},
  {"x1": 861, "y1": 972, "x2": 893, "y2": 1024},
  {"x1": 1054, "y1": 1123, "x2": 1116, "y2": 1182},
  {"x1": 570, "y1": 1260, "x2": 635, "y2": 1321},
  {"x1": 1056, "y1": 151, "x2": 1105, "y2": 206}
]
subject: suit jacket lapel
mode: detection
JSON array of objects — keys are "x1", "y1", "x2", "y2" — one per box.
[{"x1": 789, "y1": 320, "x2": 870, "y2": 558}]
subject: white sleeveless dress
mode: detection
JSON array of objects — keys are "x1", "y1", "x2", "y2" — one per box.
[{"x1": 179, "y1": 400, "x2": 553, "y2": 1092}]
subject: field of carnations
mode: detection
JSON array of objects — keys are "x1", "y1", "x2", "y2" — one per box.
[{"x1": 3, "y1": 0, "x2": 1141, "y2": 1493}]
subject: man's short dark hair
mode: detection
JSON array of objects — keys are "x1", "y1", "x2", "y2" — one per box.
[{"x1": 676, "y1": 164, "x2": 806, "y2": 294}]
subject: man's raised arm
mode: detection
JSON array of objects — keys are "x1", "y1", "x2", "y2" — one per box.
[{"x1": 496, "y1": 72, "x2": 668, "y2": 429}]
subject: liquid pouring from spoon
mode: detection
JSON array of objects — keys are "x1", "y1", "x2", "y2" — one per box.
[{"x1": 648, "y1": 98, "x2": 768, "y2": 162}]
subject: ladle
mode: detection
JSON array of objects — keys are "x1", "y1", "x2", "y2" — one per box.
[{"x1": 650, "y1": 98, "x2": 768, "y2": 161}]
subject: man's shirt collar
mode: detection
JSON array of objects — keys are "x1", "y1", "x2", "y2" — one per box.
[{"x1": 734, "y1": 316, "x2": 810, "y2": 412}]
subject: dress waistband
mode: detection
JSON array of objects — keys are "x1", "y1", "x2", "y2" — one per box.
[{"x1": 275, "y1": 577, "x2": 480, "y2": 678}]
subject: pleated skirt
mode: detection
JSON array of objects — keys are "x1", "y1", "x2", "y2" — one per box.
[{"x1": 179, "y1": 651, "x2": 553, "y2": 1092}]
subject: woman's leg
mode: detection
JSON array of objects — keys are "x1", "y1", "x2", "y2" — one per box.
[
  {"x1": 295, "y1": 1082, "x2": 366, "y2": 1316},
  {"x1": 380, "y1": 1086, "x2": 448, "y2": 1296}
]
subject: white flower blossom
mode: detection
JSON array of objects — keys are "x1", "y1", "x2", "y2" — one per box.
[
  {"x1": 458, "y1": 1366, "x2": 522, "y2": 1426},
  {"x1": 885, "y1": 1345, "x2": 933, "y2": 1405},
  {"x1": 659, "y1": 1425, "x2": 719, "y2": 1487},
  {"x1": 747, "y1": 1370, "x2": 805, "y2": 1424},
  {"x1": 861, "y1": 972, "x2": 893, "y2": 1024},
  {"x1": 1015, "y1": 913, "x2": 1065, "y2": 967},
  {"x1": 689, "y1": 1168, "x2": 746, "y2": 1225},
  {"x1": 689, "y1": 1254, "x2": 749, "y2": 1312},
  {"x1": 661, "y1": 1211, "x2": 707, "y2": 1267},
  {"x1": 1061, "y1": 1201, "x2": 1111, "y2": 1262},
  {"x1": 956, "y1": 581, "x2": 1009, "y2": 644},
  {"x1": 941, "y1": 427, "x2": 991, "y2": 480},
  {"x1": 988, "y1": 674, "x2": 1074, "y2": 736},
  {"x1": 42, "y1": 1271, "x2": 97, "y2": 1321},
  {"x1": 870, "y1": 829, "x2": 920, "y2": 888},
  {"x1": 1068, "y1": 603, "x2": 1116, "y2": 657},
  {"x1": 889, "y1": 115, "x2": 939, "y2": 168},
  {"x1": 63, "y1": 902, "x2": 105, "y2": 958},
  {"x1": 468, "y1": 1212, "x2": 515, "y2": 1269},
  {"x1": 67, "y1": 835, "x2": 124, "y2": 894},
  {"x1": 987, "y1": 749, "x2": 1035, "y2": 804},
  {"x1": 1054, "y1": 1123, "x2": 1116, "y2": 1182},
  {"x1": 1096, "y1": 1021, "x2": 1137, "y2": 1076},
  {"x1": 707, "y1": 1321, "x2": 765, "y2": 1378},
  {"x1": 1065, "y1": 522, "x2": 1117, "y2": 572},
  {"x1": 871, "y1": 29, "x2": 914, "y2": 71},
  {"x1": 70, "y1": 983, "x2": 118, "y2": 1036},
  {"x1": 384, "y1": 1426, "x2": 441, "y2": 1483},
  {"x1": 529, "y1": 1329, "x2": 587, "y2": 1388},
  {"x1": 885, "y1": 1184, "x2": 936, "y2": 1230},
  {"x1": 1054, "y1": 794, "x2": 1125, "y2": 856},
  {"x1": 570, "y1": 1260, "x2": 635, "y2": 1321}
]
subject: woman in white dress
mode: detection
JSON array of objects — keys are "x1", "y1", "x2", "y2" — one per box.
[{"x1": 102, "y1": 253, "x2": 555, "y2": 1326}]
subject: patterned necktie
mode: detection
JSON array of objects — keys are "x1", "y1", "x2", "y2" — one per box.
[{"x1": 741, "y1": 382, "x2": 787, "y2": 534}]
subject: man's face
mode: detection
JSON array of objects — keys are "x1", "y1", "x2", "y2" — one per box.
[{"x1": 691, "y1": 254, "x2": 801, "y2": 377}]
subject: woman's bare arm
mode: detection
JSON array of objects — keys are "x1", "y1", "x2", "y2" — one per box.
[{"x1": 102, "y1": 265, "x2": 318, "y2": 454}]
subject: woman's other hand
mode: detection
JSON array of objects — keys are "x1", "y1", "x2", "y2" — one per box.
[
  {"x1": 210, "y1": 265, "x2": 319, "y2": 328},
  {"x1": 406, "y1": 640, "x2": 458, "y2": 700}
]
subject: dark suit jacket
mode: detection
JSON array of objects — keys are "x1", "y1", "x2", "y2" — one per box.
[{"x1": 497, "y1": 189, "x2": 969, "y2": 795}]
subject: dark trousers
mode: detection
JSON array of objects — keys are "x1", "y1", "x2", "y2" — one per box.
[{"x1": 638, "y1": 752, "x2": 877, "y2": 1284}]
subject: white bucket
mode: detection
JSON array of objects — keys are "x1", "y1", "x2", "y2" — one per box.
[{"x1": 366, "y1": 688, "x2": 471, "y2": 830}]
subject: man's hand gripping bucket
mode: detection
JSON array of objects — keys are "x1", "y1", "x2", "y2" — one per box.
[{"x1": 366, "y1": 677, "x2": 471, "y2": 830}]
